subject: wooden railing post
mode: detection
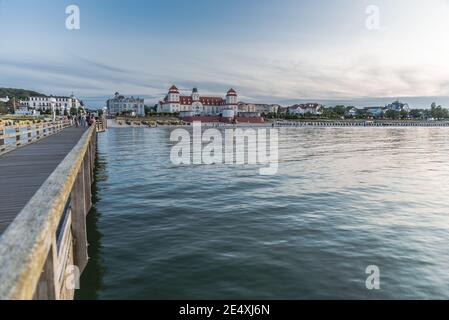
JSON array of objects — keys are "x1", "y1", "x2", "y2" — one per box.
[
  {"x1": 27, "y1": 124, "x2": 32, "y2": 143},
  {"x1": 70, "y1": 162, "x2": 88, "y2": 273},
  {"x1": 34, "y1": 243, "x2": 58, "y2": 300},
  {"x1": 15, "y1": 125, "x2": 20, "y2": 146},
  {"x1": 36, "y1": 124, "x2": 40, "y2": 140},
  {"x1": 0, "y1": 126, "x2": 4, "y2": 152}
]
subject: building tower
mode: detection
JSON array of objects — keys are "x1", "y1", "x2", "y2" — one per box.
[
  {"x1": 226, "y1": 88, "x2": 238, "y2": 113},
  {"x1": 168, "y1": 85, "x2": 180, "y2": 103},
  {"x1": 192, "y1": 88, "x2": 200, "y2": 101}
]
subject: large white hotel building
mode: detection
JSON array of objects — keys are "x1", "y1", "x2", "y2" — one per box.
[
  {"x1": 106, "y1": 92, "x2": 145, "y2": 117},
  {"x1": 157, "y1": 85, "x2": 238, "y2": 117},
  {"x1": 20, "y1": 95, "x2": 81, "y2": 112}
]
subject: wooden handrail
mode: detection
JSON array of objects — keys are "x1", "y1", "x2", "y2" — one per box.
[
  {"x1": 0, "y1": 120, "x2": 72, "y2": 155},
  {"x1": 0, "y1": 126, "x2": 96, "y2": 300},
  {"x1": 95, "y1": 116, "x2": 107, "y2": 133}
]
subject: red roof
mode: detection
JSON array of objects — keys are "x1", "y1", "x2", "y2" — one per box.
[
  {"x1": 169, "y1": 85, "x2": 179, "y2": 93},
  {"x1": 200, "y1": 96, "x2": 225, "y2": 106},
  {"x1": 227, "y1": 88, "x2": 237, "y2": 96},
  {"x1": 181, "y1": 96, "x2": 225, "y2": 106},
  {"x1": 180, "y1": 96, "x2": 192, "y2": 105},
  {"x1": 162, "y1": 87, "x2": 232, "y2": 105}
]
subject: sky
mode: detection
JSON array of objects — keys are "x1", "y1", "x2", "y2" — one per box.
[{"x1": 1, "y1": 0, "x2": 449, "y2": 108}]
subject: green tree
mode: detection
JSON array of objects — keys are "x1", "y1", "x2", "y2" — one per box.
[
  {"x1": 0, "y1": 88, "x2": 45, "y2": 101},
  {"x1": 0, "y1": 101, "x2": 7, "y2": 114},
  {"x1": 321, "y1": 107, "x2": 337, "y2": 119},
  {"x1": 409, "y1": 109, "x2": 422, "y2": 119},
  {"x1": 333, "y1": 105, "x2": 346, "y2": 117},
  {"x1": 430, "y1": 104, "x2": 448, "y2": 119},
  {"x1": 400, "y1": 109, "x2": 409, "y2": 119},
  {"x1": 385, "y1": 109, "x2": 400, "y2": 119},
  {"x1": 144, "y1": 106, "x2": 153, "y2": 116},
  {"x1": 69, "y1": 107, "x2": 78, "y2": 115}
]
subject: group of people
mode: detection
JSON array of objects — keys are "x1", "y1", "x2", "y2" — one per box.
[{"x1": 70, "y1": 114, "x2": 97, "y2": 128}]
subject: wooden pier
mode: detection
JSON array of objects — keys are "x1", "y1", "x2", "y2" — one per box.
[
  {"x1": 0, "y1": 119, "x2": 106, "y2": 300},
  {"x1": 272, "y1": 120, "x2": 449, "y2": 127}
]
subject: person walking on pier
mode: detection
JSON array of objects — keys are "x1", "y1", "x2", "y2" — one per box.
[{"x1": 80, "y1": 114, "x2": 87, "y2": 128}]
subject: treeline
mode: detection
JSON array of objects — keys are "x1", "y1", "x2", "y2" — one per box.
[
  {"x1": 0, "y1": 88, "x2": 46, "y2": 100},
  {"x1": 266, "y1": 103, "x2": 449, "y2": 120},
  {"x1": 0, "y1": 88, "x2": 46, "y2": 114}
]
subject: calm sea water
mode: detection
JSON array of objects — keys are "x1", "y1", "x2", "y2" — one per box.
[{"x1": 77, "y1": 127, "x2": 449, "y2": 299}]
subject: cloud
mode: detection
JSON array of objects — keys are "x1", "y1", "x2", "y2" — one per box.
[{"x1": 2, "y1": 0, "x2": 449, "y2": 107}]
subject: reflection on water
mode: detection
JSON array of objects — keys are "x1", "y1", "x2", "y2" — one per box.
[{"x1": 78, "y1": 127, "x2": 449, "y2": 299}]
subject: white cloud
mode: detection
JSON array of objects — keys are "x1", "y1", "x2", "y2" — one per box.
[{"x1": 2, "y1": 0, "x2": 449, "y2": 106}]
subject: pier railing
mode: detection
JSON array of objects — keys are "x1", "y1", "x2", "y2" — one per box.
[
  {"x1": 273, "y1": 120, "x2": 449, "y2": 127},
  {"x1": 96, "y1": 115, "x2": 107, "y2": 133},
  {"x1": 0, "y1": 125, "x2": 96, "y2": 300},
  {"x1": 0, "y1": 119, "x2": 71, "y2": 156}
]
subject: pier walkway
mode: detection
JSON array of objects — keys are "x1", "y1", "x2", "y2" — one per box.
[
  {"x1": 0, "y1": 127, "x2": 86, "y2": 234},
  {"x1": 0, "y1": 118, "x2": 106, "y2": 300}
]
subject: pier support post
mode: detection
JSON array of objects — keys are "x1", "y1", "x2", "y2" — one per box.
[{"x1": 71, "y1": 164, "x2": 89, "y2": 273}]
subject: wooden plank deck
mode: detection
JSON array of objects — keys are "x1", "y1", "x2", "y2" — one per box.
[{"x1": 0, "y1": 127, "x2": 87, "y2": 235}]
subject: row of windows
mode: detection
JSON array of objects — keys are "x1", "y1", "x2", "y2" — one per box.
[
  {"x1": 168, "y1": 106, "x2": 223, "y2": 112},
  {"x1": 30, "y1": 97, "x2": 71, "y2": 102}
]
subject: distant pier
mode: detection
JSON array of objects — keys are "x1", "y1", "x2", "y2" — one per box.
[{"x1": 272, "y1": 120, "x2": 449, "y2": 127}]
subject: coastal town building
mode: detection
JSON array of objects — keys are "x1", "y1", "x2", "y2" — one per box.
[
  {"x1": 238, "y1": 103, "x2": 281, "y2": 114},
  {"x1": 278, "y1": 106, "x2": 289, "y2": 114},
  {"x1": 288, "y1": 103, "x2": 322, "y2": 115},
  {"x1": 156, "y1": 86, "x2": 265, "y2": 123},
  {"x1": 385, "y1": 101, "x2": 410, "y2": 112},
  {"x1": 14, "y1": 107, "x2": 41, "y2": 116},
  {"x1": 157, "y1": 86, "x2": 239, "y2": 117},
  {"x1": 364, "y1": 106, "x2": 386, "y2": 117},
  {"x1": 21, "y1": 95, "x2": 81, "y2": 113},
  {"x1": 0, "y1": 96, "x2": 10, "y2": 103},
  {"x1": 107, "y1": 92, "x2": 145, "y2": 117},
  {"x1": 345, "y1": 107, "x2": 359, "y2": 117}
]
